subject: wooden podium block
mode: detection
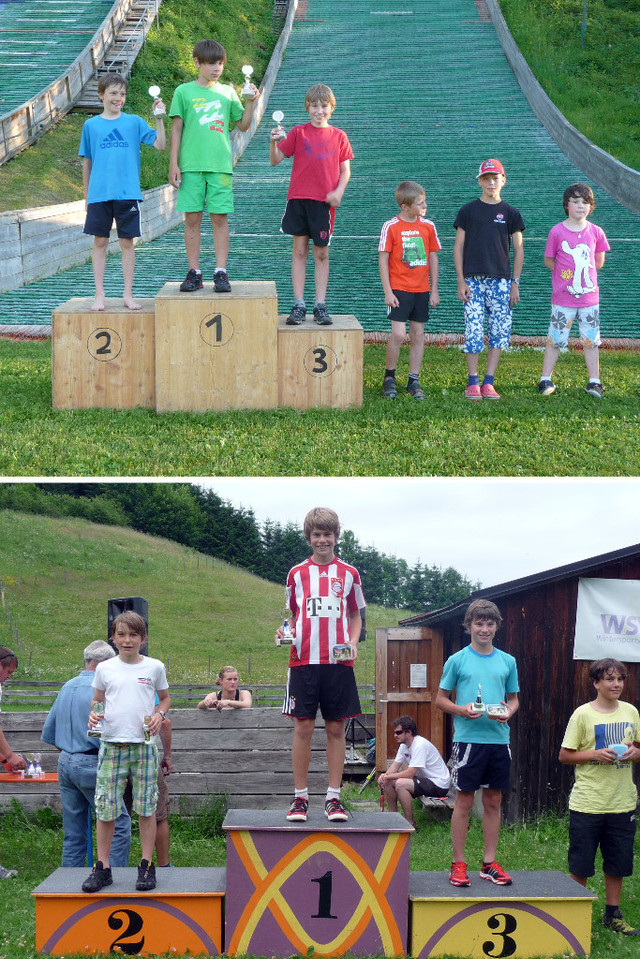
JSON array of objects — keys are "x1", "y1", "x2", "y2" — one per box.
[
  {"x1": 32, "y1": 867, "x2": 225, "y2": 955},
  {"x1": 51, "y1": 299, "x2": 155, "y2": 409},
  {"x1": 409, "y1": 870, "x2": 596, "y2": 958},
  {"x1": 154, "y1": 281, "x2": 278, "y2": 412},
  {"x1": 277, "y1": 314, "x2": 363, "y2": 409},
  {"x1": 224, "y1": 808, "x2": 411, "y2": 958}
]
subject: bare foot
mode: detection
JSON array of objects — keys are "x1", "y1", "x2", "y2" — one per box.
[
  {"x1": 91, "y1": 295, "x2": 106, "y2": 312},
  {"x1": 123, "y1": 296, "x2": 142, "y2": 311}
]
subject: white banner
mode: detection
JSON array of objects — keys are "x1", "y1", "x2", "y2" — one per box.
[{"x1": 574, "y1": 578, "x2": 640, "y2": 661}]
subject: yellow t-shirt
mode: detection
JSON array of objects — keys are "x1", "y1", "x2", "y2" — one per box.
[{"x1": 562, "y1": 700, "x2": 640, "y2": 814}]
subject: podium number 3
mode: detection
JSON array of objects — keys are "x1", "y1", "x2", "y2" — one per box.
[{"x1": 483, "y1": 912, "x2": 517, "y2": 957}]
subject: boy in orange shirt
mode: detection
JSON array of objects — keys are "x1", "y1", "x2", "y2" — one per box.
[{"x1": 379, "y1": 181, "x2": 441, "y2": 400}]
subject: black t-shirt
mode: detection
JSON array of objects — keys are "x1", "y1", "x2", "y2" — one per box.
[{"x1": 454, "y1": 199, "x2": 525, "y2": 279}]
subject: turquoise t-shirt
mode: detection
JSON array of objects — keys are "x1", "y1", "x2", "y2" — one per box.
[
  {"x1": 169, "y1": 80, "x2": 244, "y2": 174},
  {"x1": 439, "y1": 644, "x2": 519, "y2": 745},
  {"x1": 79, "y1": 113, "x2": 157, "y2": 203}
]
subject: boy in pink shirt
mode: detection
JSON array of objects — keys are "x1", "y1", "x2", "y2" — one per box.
[
  {"x1": 270, "y1": 84, "x2": 353, "y2": 326},
  {"x1": 538, "y1": 183, "x2": 610, "y2": 398}
]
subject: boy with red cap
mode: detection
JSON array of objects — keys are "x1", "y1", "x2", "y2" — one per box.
[{"x1": 453, "y1": 159, "x2": 525, "y2": 400}]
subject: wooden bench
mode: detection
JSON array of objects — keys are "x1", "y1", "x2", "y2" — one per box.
[{"x1": 0, "y1": 707, "x2": 331, "y2": 813}]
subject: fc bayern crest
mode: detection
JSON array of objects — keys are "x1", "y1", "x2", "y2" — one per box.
[{"x1": 330, "y1": 578, "x2": 344, "y2": 596}]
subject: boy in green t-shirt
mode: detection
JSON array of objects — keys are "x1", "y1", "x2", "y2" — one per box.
[
  {"x1": 169, "y1": 39, "x2": 261, "y2": 294},
  {"x1": 559, "y1": 658, "x2": 640, "y2": 936}
]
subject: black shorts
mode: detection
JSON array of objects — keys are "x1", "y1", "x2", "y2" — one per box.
[
  {"x1": 388, "y1": 289, "x2": 431, "y2": 325},
  {"x1": 451, "y1": 742, "x2": 512, "y2": 792},
  {"x1": 568, "y1": 810, "x2": 636, "y2": 879},
  {"x1": 412, "y1": 774, "x2": 449, "y2": 799},
  {"x1": 281, "y1": 198, "x2": 334, "y2": 247},
  {"x1": 83, "y1": 200, "x2": 142, "y2": 238},
  {"x1": 283, "y1": 664, "x2": 361, "y2": 721}
]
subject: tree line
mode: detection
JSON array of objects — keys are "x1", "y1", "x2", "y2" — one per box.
[{"x1": 0, "y1": 483, "x2": 479, "y2": 611}]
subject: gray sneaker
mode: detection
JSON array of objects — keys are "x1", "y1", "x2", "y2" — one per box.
[
  {"x1": 383, "y1": 376, "x2": 397, "y2": 398},
  {"x1": 313, "y1": 304, "x2": 333, "y2": 325},
  {"x1": 407, "y1": 380, "x2": 426, "y2": 400},
  {"x1": 286, "y1": 304, "x2": 306, "y2": 325},
  {"x1": 585, "y1": 381, "x2": 604, "y2": 398},
  {"x1": 0, "y1": 864, "x2": 17, "y2": 879}
]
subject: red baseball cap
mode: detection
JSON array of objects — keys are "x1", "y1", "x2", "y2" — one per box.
[{"x1": 477, "y1": 158, "x2": 505, "y2": 178}]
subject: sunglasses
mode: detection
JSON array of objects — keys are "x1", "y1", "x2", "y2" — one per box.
[{"x1": 393, "y1": 729, "x2": 405, "y2": 736}]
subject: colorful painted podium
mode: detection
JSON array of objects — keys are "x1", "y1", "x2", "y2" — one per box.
[
  {"x1": 223, "y1": 809, "x2": 412, "y2": 957},
  {"x1": 409, "y1": 870, "x2": 597, "y2": 958},
  {"x1": 32, "y1": 867, "x2": 225, "y2": 955}
]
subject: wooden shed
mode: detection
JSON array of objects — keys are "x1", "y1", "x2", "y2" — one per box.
[{"x1": 397, "y1": 542, "x2": 640, "y2": 822}]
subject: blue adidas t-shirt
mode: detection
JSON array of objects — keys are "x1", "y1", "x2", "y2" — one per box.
[
  {"x1": 79, "y1": 113, "x2": 157, "y2": 204},
  {"x1": 439, "y1": 644, "x2": 519, "y2": 745}
]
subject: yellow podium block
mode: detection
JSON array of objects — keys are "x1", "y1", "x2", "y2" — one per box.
[
  {"x1": 154, "y1": 281, "x2": 278, "y2": 412},
  {"x1": 51, "y1": 299, "x2": 155, "y2": 409},
  {"x1": 32, "y1": 867, "x2": 225, "y2": 955},
  {"x1": 409, "y1": 871, "x2": 596, "y2": 958},
  {"x1": 277, "y1": 314, "x2": 363, "y2": 409}
]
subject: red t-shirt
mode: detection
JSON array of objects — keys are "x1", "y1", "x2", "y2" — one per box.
[
  {"x1": 378, "y1": 216, "x2": 442, "y2": 293},
  {"x1": 285, "y1": 556, "x2": 365, "y2": 666},
  {"x1": 278, "y1": 123, "x2": 354, "y2": 202}
]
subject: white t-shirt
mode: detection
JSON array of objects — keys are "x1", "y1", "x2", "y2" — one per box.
[
  {"x1": 394, "y1": 734, "x2": 450, "y2": 789},
  {"x1": 93, "y1": 656, "x2": 168, "y2": 743}
]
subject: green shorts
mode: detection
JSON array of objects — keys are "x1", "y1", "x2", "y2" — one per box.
[
  {"x1": 95, "y1": 741, "x2": 158, "y2": 821},
  {"x1": 177, "y1": 171, "x2": 234, "y2": 214}
]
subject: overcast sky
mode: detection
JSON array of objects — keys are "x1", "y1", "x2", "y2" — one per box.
[{"x1": 199, "y1": 477, "x2": 639, "y2": 589}]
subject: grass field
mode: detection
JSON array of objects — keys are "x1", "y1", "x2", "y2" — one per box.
[{"x1": 0, "y1": 340, "x2": 638, "y2": 477}]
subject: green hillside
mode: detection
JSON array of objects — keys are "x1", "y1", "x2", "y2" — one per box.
[{"x1": 0, "y1": 510, "x2": 410, "y2": 689}]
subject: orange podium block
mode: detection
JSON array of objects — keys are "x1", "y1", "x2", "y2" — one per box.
[
  {"x1": 33, "y1": 867, "x2": 225, "y2": 955},
  {"x1": 277, "y1": 314, "x2": 363, "y2": 409},
  {"x1": 154, "y1": 281, "x2": 278, "y2": 412},
  {"x1": 51, "y1": 298, "x2": 155, "y2": 409}
]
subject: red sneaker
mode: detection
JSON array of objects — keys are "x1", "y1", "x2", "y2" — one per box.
[
  {"x1": 464, "y1": 384, "x2": 482, "y2": 400},
  {"x1": 480, "y1": 860, "x2": 513, "y2": 885},
  {"x1": 480, "y1": 383, "x2": 501, "y2": 400},
  {"x1": 449, "y1": 861, "x2": 470, "y2": 886}
]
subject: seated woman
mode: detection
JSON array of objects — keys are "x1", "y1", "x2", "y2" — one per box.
[{"x1": 197, "y1": 666, "x2": 252, "y2": 710}]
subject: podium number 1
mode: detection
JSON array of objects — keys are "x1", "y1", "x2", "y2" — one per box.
[
  {"x1": 205, "y1": 314, "x2": 223, "y2": 342},
  {"x1": 311, "y1": 870, "x2": 337, "y2": 919}
]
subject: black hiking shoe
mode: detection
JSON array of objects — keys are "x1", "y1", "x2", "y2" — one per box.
[
  {"x1": 313, "y1": 304, "x2": 332, "y2": 325},
  {"x1": 136, "y1": 859, "x2": 156, "y2": 891},
  {"x1": 82, "y1": 860, "x2": 112, "y2": 893},
  {"x1": 179, "y1": 269, "x2": 203, "y2": 292},
  {"x1": 214, "y1": 269, "x2": 231, "y2": 292},
  {"x1": 286, "y1": 304, "x2": 306, "y2": 325}
]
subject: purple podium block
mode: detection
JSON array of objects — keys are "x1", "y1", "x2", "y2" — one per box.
[{"x1": 223, "y1": 808, "x2": 412, "y2": 957}]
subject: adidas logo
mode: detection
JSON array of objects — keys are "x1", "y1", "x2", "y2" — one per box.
[{"x1": 100, "y1": 129, "x2": 129, "y2": 149}]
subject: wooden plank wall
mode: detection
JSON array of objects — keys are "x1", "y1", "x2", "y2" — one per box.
[{"x1": 0, "y1": 708, "x2": 329, "y2": 813}]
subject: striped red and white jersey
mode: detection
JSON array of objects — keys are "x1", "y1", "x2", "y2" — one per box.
[{"x1": 286, "y1": 557, "x2": 365, "y2": 666}]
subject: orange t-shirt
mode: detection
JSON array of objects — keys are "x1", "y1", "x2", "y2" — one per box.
[{"x1": 378, "y1": 216, "x2": 441, "y2": 292}]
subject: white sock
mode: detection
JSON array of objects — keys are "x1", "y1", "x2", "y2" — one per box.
[
  {"x1": 295, "y1": 788, "x2": 308, "y2": 800},
  {"x1": 326, "y1": 787, "x2": 340, "y2": 801}
]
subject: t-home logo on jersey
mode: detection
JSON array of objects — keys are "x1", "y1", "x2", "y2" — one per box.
[
  {"x1": 306, "y1": 597, "x2": 341, "y2": 618},
  {"x1": 574, "y1": 578, "x2": 640, "y2": 661}
]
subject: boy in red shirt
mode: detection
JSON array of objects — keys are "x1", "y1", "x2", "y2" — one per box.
[
  {"x1": 276, "y1": 508, "x2": 364, "y2": 822},
  {"x1": 379, "y1": 181, "x2": 441, "y2": 400},
  {"x1": 270, "y1": 84, "x2": 353, "y2": 326}
]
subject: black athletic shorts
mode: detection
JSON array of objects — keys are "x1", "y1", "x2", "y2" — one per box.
[
  {"x1": 413, "y1": 774, "x2": 449, "y2": 799},
  {"x1": 451, "y1": 742, "x2": 512, "y2": 792},
  {"x1": 83, "y1": 199, "x2": 142, "y2": 238},
  {"x1": 387, "y1": 289, "x2": 431, "y2": 325},
  {"x1": 568, "y1": 809, "x2": 636, "y2": 878},
  {"x1": 282, "y1": 664, "x2": 361, "y2": 721},
  {"x1": 281, "y1": 198, "x2": 334, "y2": 247}
]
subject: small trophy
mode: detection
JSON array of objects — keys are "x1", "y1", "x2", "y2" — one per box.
[
  {"x1": 88, "y1": 701, "x2": 104, "y2": 738},
  {"x1": 143, "y1": 715, "x2": 152, "y2": 742},
  {"x1": 34, "y1": 753, "x2": 43, "y2": 778},
  {"x1": 148, "y1": 84, "x2": 165, "y2": 117},
  {"x1": 241, "y1": 65, "x2": 254, "y2": 97},
  {"x1": 271, "y1": 109, "x2": 285, "y2": 140},
  {"x1": 25, "y1": 753, "x2": 35, "y2": 778},
  {"x1": 472, "y1": 684, "x2": 486, "y2": 714},
  {"x1": 276, "y1": 607, "x2": 294, "y2": 646}
]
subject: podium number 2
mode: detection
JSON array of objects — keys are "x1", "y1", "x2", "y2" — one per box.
[
  {"x1": 483, "y1": 912, "x2": 517, "y2": 957},
  {"x1": 108, "y1": 908, "x2": 145, "y2": 954},
  {"x1": 88, "y1": 328, "x2": 122, "y2": 361}
]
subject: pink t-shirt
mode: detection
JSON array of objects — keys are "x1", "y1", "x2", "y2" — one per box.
[
  {"x1": 278, "y1": 123, "x2": 354, "y2": 202},
  {"x1": 545, "y1": 220, "x2": 610, "y2": 308}
]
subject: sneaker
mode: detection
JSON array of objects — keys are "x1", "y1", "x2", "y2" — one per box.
[
  {"x1": 383, "y1": 376, "x2": 398, "y2": 398},
  {"x1": 82, "y1": 860, "x2": 112, "y2": 893},
  {"x1": 538, "y1": 379, "x2": 557, "y2": 396},
  {"x1": 480, "y1": 861, "x2": 513, "y2": 885},
  {"x1": 407, "y1": 381, "x2": 426, "y2": 401},
  {"x1": 179, "y1": 269, "x2": 203, "y2": 293},
  {"x1": 585, "y1": 381, "x2": 604, "y2": 398},
  {"x1": 286, "y1": 796, "x2": 309, "y2": 821},
  {"x1": 325, "y1": 798, "x2": 348, "y2": 822},
  {"x1": 449, "y1": 861, "x2": 470, "y2": 887},
  {"x1": 286, "y1": 304, "x2": 306, "y2": 326},
  {"x1": 214, "y1": 269, "x2": 231, "y2": 293},
  {"x1": 0, "y1": 865, "x2": 17, "y2": 879},
  {"x1": 602, "y1": 909, "x2": 640, "y2": 936},
  {"x1": 313, "y1": 304, "x2": 333, "y2": 326},
  {"x1": 480, "y1": 383, "x2": 501, "y2": 400},
  {"x1": 136, "y1": 859, "x2": 156, "y2": 891},
  {"x1": 464, "y1": 384, "x2": 482, "y2": 401}
]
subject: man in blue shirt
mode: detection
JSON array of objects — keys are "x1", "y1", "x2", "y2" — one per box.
[{"x1": 41, "y1": 641, "x2": 131, "y2": 867}]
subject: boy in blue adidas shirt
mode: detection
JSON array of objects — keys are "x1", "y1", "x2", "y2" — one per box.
[
  {"x1": 435, "y1": 599, "x2": 519, "y2": 888},
  {"x1": 79, "y1": 72, "x2": 166, "y2": 312}
]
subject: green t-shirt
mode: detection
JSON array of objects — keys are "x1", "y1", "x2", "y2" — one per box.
[
  {"x1": 169, "y1": 80, "x2": 244, "y2": 174},
  {"x1": 562, "y1": 700, "x2": 640, "y2": 814}
]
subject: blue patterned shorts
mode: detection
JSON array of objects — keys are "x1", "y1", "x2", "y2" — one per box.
[
  {"x1": 463, "y1": 276, "x2": 512, "y2": 353},
  {"x1": 547, "y1": 303, "x2": 601, "y2": 350}
]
